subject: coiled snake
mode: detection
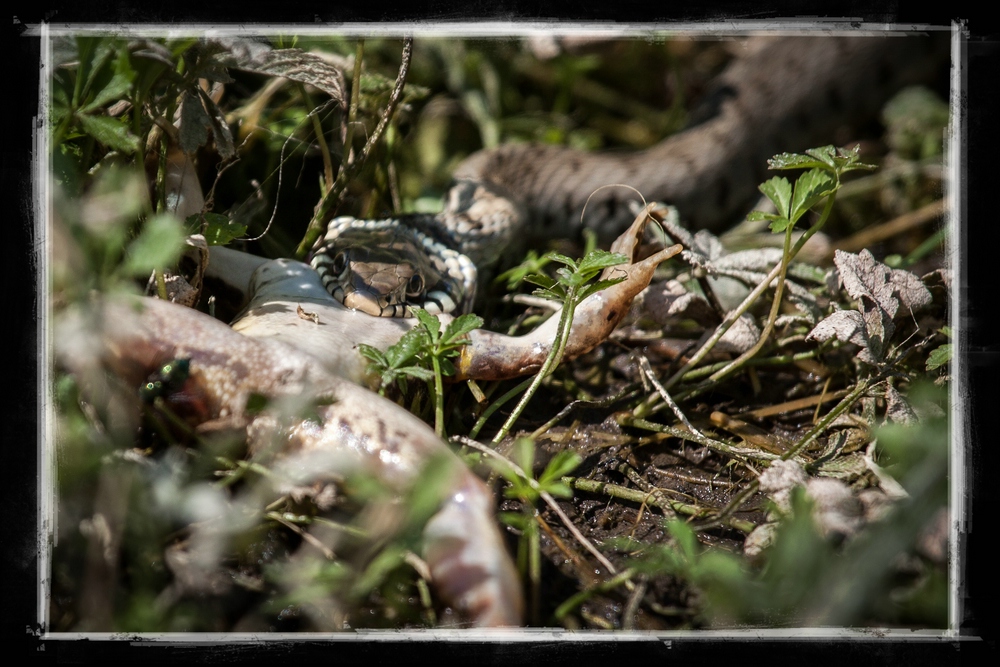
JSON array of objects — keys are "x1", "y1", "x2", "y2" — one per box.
[{"x1": 308, "y1": 34, "x2": 947, "y2": 318}]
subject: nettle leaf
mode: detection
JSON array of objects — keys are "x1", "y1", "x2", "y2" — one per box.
[
  {"x1": 758, "y1": 176, "x2": 792, "y2": 219},
  {"x1": 122, "y1": 214, "x2": 185, "y2": 276},
  {"x1": 76, "y1": 114, "x2": 141, "y2": 154}
]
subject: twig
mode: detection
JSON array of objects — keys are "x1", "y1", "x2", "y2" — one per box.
[
  {"x1": 453, "y1": 436, "x2": 621, "y2": 576},
  {"x1": 296, "y1": 37, "x2": 414, "y2": 258}
]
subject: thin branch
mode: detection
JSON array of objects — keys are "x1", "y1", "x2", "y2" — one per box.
[{"x1": 296, "y1": 37, "x2": 414, "y2": 259}]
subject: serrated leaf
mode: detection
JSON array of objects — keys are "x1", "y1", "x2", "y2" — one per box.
[
  {"x1": 76, "y1": 114, "x2": 141, "y2": 154},
  {"x1": 122, "y1": 214, "x2": 185, "y2": 275},
  {"x1": 546, "y1": 253, "x2": 576, "y2": 268},
  {"x1": 789, "y1": 168, "x2": 835, "y2": 222},
  {"x1": 577, "y1": 250, "x2": 628, "y2": 275},
  {"x1": 357, "y1": 344, "x2": 388, "y2": 365},
  {"x1": 399, "y1": 367, "x2": 435, "y2": 382},
  {"x1": 758, "y1": 176, "x2": 792, "y2": 219},
  {"x1": 443, "y1": 313, "x2": 484, "y2": 343},
  {"x1": 578, "y1": 276, "x2": 627, "y2": 301},
  {"x1": 767, "y1": 152, "x2": 830, "y2": 171},
  {"x1": 524, "y1": 273, "x2": 558, "y2": 290},
  {"x1": 926, "y1": 343, "x2": 952, "y2": 371},
  {"x1": 414, "y1": 308, "x2": 441, "y2": 340},
  {"x1": 768, "y1": 217, "x2": 793, "y2": 233},
  {"x1": 384, "y1": 327, "x2": 428, "y2": 367}
]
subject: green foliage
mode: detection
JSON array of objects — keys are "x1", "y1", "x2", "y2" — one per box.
[
  {"x1": 926, "y1": 326, "x2": 953, "y2": 372},
  {"x1": 359, "y1": 309, "x2": 484, "y2": 397},
  {"x1": 525, "y1": 249, "x2": 629, "y2": 303},
  {"x1": 492, "y1": 438, "x2": 583, "y2": 504},
  {"x1": 748, "y1": 145, "x2": 872, "y2": 233}
]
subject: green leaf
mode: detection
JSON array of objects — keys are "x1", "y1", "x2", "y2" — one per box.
[
  {"x1": 767, "y1": 151, "x2": 830, "y2": 172},
  {"x1": 523, "y1": 273, "x2": 558, "y2": 290},
  {"x1": 747, "y1": 210, "x2": 782, "y2": 222},
  {"x1": 122, "y1": 214, "x2": 185, "y2": 276},
  {"x1": 576, "y1": 250, "x2": 628, "y2": 276},
  {"x1": 758, "y1": 176, "x2": 792, "y2": 219},
  {"x1": 926, "y1": 343, "x2": 952, "y2": 371},
  {"x1": 80, "y1": 71, "x2": 134, "y2": 113},
  {"x1": 186, "y1": 213, "x2": 247, "y2": 246},
  {"x1": 789, "y1": 168, "x2": 835, "y2": 223},
  {"x1": 666, "y1": 520, "x2": 699, "y2": 563},
  {"x1": 768, "y1": 217, "x2": 793, "y2": 233},
  {"x1": 385, "y1": 327, "x2": 428, "y2": 367},
  {"x1": 512, "y1": 438, "x2": 535, "y2": 476},
  {"x1": 443, "y1": 313, "x2": 484, "y2": 344},
  {"x1": 76, "y1": 114, "x2": 141, "y2": 154},
  {"x1": 546, "y1": 253, "x2": 576, "y2": 268},
  {"x1": 414, "y1": 308, "x2": 443, "y2": 346},
  {"x1": 578, "y1": 276, "x2": 627, "y2": 302},
  {"x1": 538, "y1": 451, "x2": 582, "y2": 486}
]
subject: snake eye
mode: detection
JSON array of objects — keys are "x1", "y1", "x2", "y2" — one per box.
[
  {"x1": 406, "y1": 273, "x2": 425, "y2": 297},
  {"x1": 331, "y1": 251, "x2": 348, "y2": 275}
]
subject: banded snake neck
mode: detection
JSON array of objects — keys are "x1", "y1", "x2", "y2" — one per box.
[{"x1": 309, "y1": 33, "x2": 950, "y2": 318}]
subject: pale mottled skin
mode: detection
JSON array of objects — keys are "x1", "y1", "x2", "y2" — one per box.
[{"x1": 57, "y1": 297, "x2": 523, "y2": 626}]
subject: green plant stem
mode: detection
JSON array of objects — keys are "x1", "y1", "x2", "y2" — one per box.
[
  {"x1": 299, "y1": 83, "x2": 334, "y2": 192},
  {"x1": 618, "y1": 416, "x2": 786, "y2": 463},
  {"x1": 431, "y1": 353, "x2": 446, "y2": 437},
  {"x1": 457, "y1": 437, "x2": 620, "y2": 576},
  {"x1": 491, "y1": 284, "x2": 579, "y2": 444},
  {"x1": 467, "y1": 377, "x2": 533, "y2": 440},
  {"x1": 342, "y1": 39, "x2": 364, "y2": 178},
  {"x1": 653, "y1": 193, "x2": 837, "y2": 401},
  {"x1": 563, "y1": 476, "x2": 756, "y2": 534},
  {"x1": 708, "y1": 223, "x2": 795, "y2": 383}
]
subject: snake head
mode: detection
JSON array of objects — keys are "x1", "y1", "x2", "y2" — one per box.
[{"x1": 310, "y1": 217, "x2": 477, "y2": 318}]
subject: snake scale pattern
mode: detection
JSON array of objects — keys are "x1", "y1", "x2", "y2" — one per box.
[{"x1": 309, "y1": 33, "x2": 948, "y2": 318}]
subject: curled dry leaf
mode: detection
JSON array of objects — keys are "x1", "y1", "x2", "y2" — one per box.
[{"x1": 807, "y1": 249, "x2": 932, "y2": 363}]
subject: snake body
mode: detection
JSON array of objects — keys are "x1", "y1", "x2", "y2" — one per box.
[{"x1": 309, "y1": 33, "x2": 948, "y2": 317}]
